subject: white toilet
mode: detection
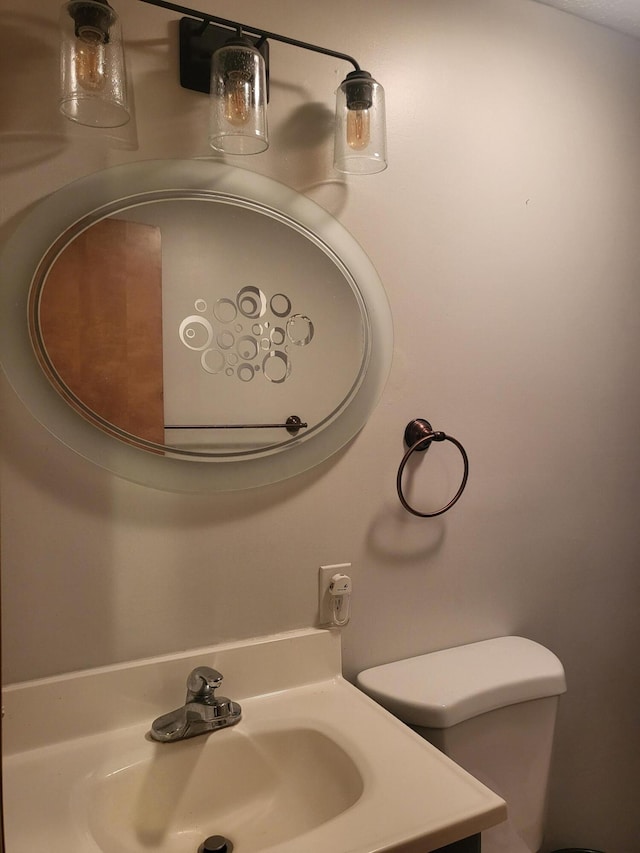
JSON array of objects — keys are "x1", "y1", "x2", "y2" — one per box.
[{"x1": 356, "y1": 636, "x2": 567, "y2": 853}]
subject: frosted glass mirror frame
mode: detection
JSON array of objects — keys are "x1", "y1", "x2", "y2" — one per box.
[{"x1": 0, "y1": 160, "x2": 392, "y2": 492}]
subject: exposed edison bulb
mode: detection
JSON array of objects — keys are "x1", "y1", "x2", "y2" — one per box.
[
  {"x1": 224, "y1": 71, "x2": 252, "y2": 126},
  {"x1": 75, "y1": 27, "x2": 106, "y2": 92},
  {"x1": 346, "y1": 107, "x2": 370, "y2": 150}
]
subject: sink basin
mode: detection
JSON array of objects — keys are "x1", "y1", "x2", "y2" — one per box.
[
  {"x1": 83, "y1": 724, "x2": 363, "y2": 852},
  {"x1": 3, "y1": 628, "x2": 506, "y2": 852}
]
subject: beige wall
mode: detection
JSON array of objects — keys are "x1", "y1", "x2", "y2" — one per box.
[{"x1": 2, "y1": 1, "x2": 639, "y2": 850}]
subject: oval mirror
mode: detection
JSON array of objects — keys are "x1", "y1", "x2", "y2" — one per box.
[{"x1": 0, "y1": 161, "x2": 392, "y2": 491}]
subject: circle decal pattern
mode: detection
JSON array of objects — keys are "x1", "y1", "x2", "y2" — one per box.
[
  {"x1": 270, "y1": 293, "x2": 291, "y2": 317},
  {"x1": 236, "y1": 336, "x2": 258, "y2": 360},
  {"x1": 286, "y1": 314, "x2": 314, "y2": 346},
  {"x1": 237, "y1": 286, "x2": 267, "y2": 319},
  {"x1": 213, "y1": 298, "x2": 237, "y2": 324},
  {"x1": 179, "y1": 289, "x2": 313, "y2": 383},
  {"x1": 179, "y1": 316, "x2": 213, "y2": 351},
  {"x1": 263, "y1": 350, "x2": 290, "y2": 383},
  {"x1": 201, "y1": 348, "x2": 225, "y2": 374}
]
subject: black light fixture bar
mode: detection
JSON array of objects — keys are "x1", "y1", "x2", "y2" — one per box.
[
  {"x1": 137, "y1": 0, "x2": 361, "y2": 72},
  {"x1": 133, "y1": 0, "x2": 388, "y2": 172},
  {"x1": 178, "y1": 19, "x2": 270, "y2": 95}
]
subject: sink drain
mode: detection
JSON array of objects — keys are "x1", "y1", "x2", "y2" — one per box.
[{"x1": 200, "y1": 836, "x2": 234, "y2": 853}]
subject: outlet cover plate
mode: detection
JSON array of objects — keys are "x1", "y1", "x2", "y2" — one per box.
[{"x1": 318, "y1": 563, "x2": 351, "y2": 626}]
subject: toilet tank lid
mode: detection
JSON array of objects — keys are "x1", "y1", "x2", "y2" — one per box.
[{"x1": 356, "y1": 636, "x2": 567, "y2": 728}]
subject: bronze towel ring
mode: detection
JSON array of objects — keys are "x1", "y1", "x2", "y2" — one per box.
[{"x1": 397, "y1": 418, "x2": 469, "y2": 517}]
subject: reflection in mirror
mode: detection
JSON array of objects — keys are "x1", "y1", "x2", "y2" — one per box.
[
  {"x1": 31, "y1": 197, "x2": 369, "y2": 459},
  {"x1": 1, "y1": 161, "x2": 392, "y2": 490},
  {"x1": 36, "y1": 218, "x2": 165, "y2": 447}
]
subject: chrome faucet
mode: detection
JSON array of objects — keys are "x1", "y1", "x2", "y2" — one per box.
[{"x1": 150, "y1": 666, "x2": 242, "y2": 742}]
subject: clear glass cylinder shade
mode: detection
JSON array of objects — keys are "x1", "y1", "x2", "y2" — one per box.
[
  {"x1": 334, "y1": 73, "x2": 387, "y2": 175},
  {"x1": 59, "y1": 0, "x2": 130, "y2": 127},
  {"x1": 209, "y1": 41, "x2": 269, "y2": 155}
]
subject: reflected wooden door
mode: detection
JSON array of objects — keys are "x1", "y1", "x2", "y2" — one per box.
[{"x1": 39, "y1": 218, "x2": 165, "y2": 445}]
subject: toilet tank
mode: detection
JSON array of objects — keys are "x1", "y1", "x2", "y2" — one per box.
[{"x1": 356, "y1": 637, "x2": 567, "y2": 853}]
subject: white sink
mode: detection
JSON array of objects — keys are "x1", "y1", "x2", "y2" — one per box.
[
  {"x1": 83, "y1": 722, "x2": 363, "y2": 852},
  {"x1": 3, "y1": 629, "x2": 506, "y2": 852}
]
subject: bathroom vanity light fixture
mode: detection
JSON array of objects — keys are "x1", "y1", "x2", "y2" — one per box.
[
  {"x1": 137, "y1": 0, "x2": 388, "y2": 174},
  {"x1": 59, "y1": 0, "x2": 130, "y2": 127}
]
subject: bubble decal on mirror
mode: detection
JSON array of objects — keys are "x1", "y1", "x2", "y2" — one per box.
[
  {"x1": 286, "y1": 314, "x2": 314, "y2": 346},
  {"x1": 263, "y1": 350, "x2": 290, "y2": 383},
  {"x1": 237, "y1": 363, "x2": 255, "y2": 382},
  {"x1": 201, "y1": 348, "x2": 225, "y2": 374},
  {"x1": 237, "y1": 335, "x2": 258, "y2": 361},
  {"x1": 270, "y1": 293, "x2": 291, "y2": 317},
  {"x1": 179, "y1": 287, "x2": 314, "y2": 383},
  {"x1": 237, "y1": 286, "x2": 266, "y2": 319},
  {"x1": 179, "y1": 316, "x2": 213, "y2": 351},
  {"x1": 217, "y1": 330, "x2": 235, "y2": 350},
  {"x1": 213, "y1": 298, "x2": 237, "y2": 323},
  {"x1": 270, "y1": 327, "x2": 285, "y2": 346}
]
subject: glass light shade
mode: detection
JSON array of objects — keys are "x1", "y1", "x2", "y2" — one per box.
[
  {"x1": 334, "y1": 71, "x2": 387, "y2": 175},
  {"x1": 59, "y1": 0, "x2": 130, "y2": 128},
  {"x1": 209, "y1": 39, "x2": 269, "y2": 155}
]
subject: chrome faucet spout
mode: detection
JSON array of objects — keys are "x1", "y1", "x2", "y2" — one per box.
[
  {"x1": 186, "y1": 666, "x2": 223, "y2": 703},
  {"x1": 150, "y1": 666, "x2": 242, "y2": 742}
]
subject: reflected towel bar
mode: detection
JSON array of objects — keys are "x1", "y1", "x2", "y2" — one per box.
[{"x1": 165, "y1": 415, "x2": 307, "y2": 435}]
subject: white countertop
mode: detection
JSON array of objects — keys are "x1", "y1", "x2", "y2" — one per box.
[{"x1": 3, "y1": 628, "x2": 506, "y2": 853}]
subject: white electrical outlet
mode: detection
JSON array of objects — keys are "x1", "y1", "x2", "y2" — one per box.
[{"x1": 318, "y1": 563, "x2": 351, "y2": 626}]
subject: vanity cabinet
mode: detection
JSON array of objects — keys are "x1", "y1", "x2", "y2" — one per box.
[{"x1": 433, "y1": 833, "x2": 481, "y2": 852}]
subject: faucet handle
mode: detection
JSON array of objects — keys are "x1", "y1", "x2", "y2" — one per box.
[{"x1": 186, "y1": 666, "x2": 224, "y2": 703}]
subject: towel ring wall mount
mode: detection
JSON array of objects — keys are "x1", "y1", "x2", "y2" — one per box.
[{"x1": 396, "y1": 418, "x2": 469, "y2": 517}]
